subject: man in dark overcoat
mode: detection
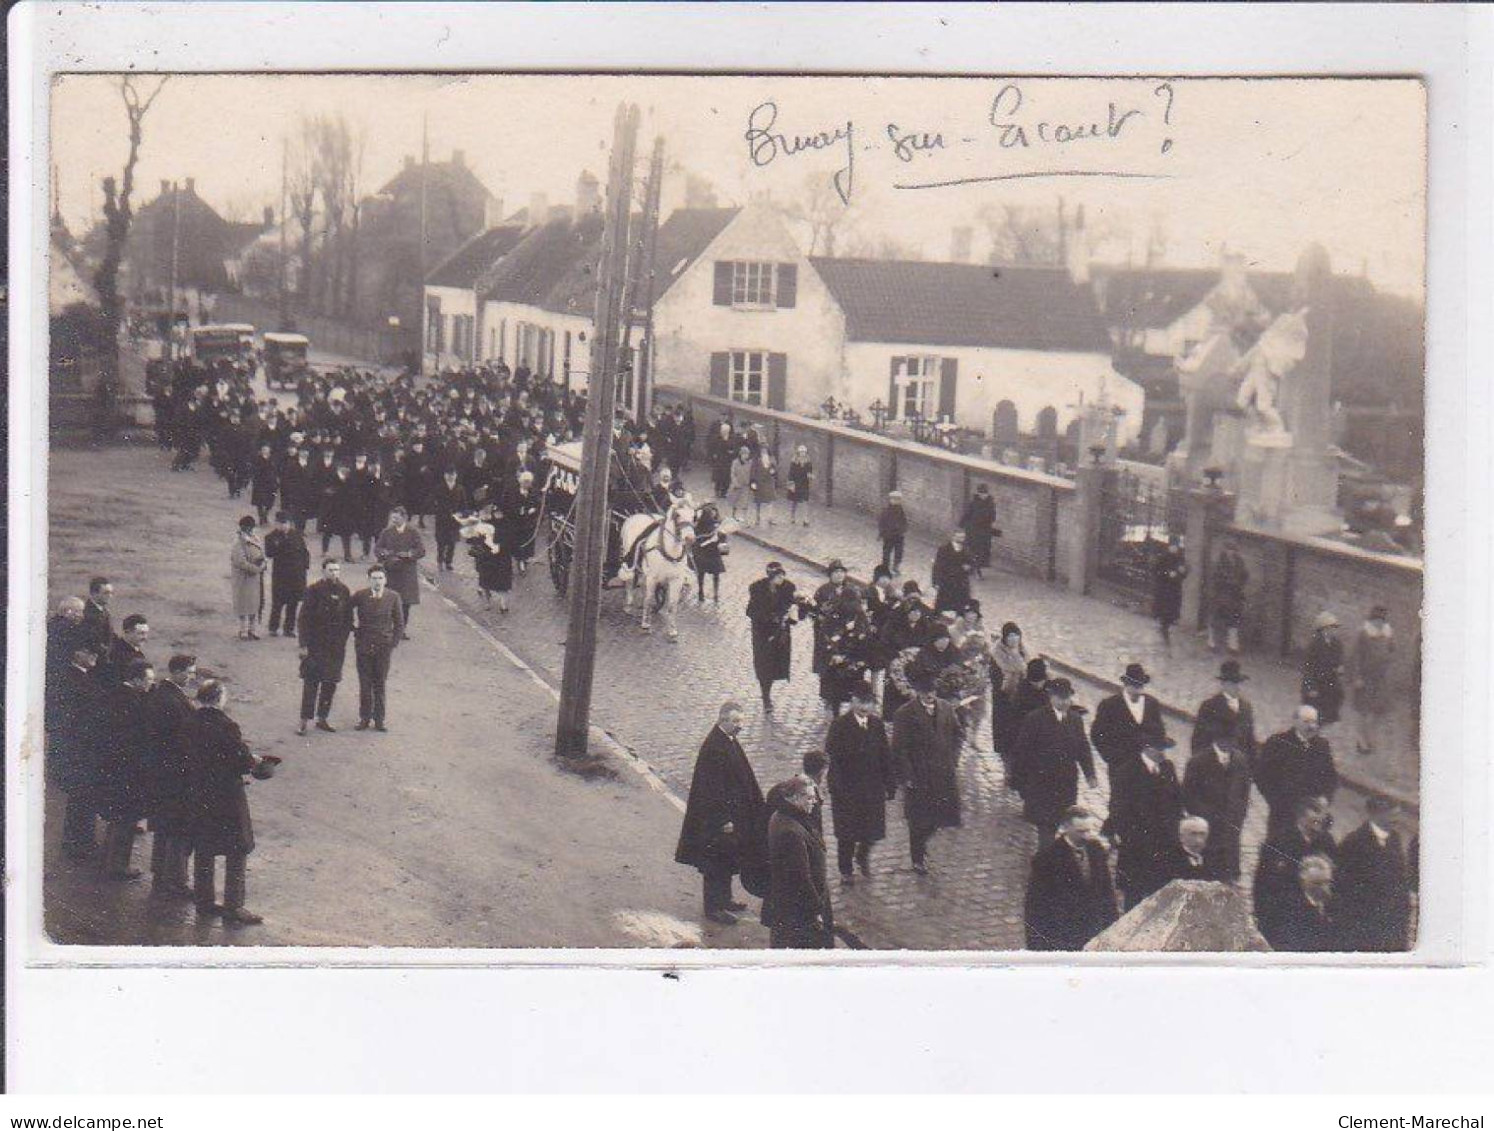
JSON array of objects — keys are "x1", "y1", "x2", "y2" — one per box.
[
  {"x1": 675, "y1": 701, "x2": 766, "y2": 925},
  {"x1": 183, "y1": 679, "x2": 265, "y2": 925},
  {"x1": 97, "y1": 659, "x2": 156, "y2": 880},
  {"x1": 931, "y1": 529, "x2": 973, "y2": 614},
  {"x1": 97, "y1": 613, "x2": 150, "y2": 686},
  {"x1": 1264, "y1": 853, "x2": 1343, "y2": 952},
  {"x1": 1182, "y1": 732, "x2": 1254, "y2": 880},
  {"x1": 825, "y1": 691, "x2": 895, "y2": 881},
  {"x1": 265, "y1": 512, "x2": 311, "y2": 637},
  {"x1": 1103, "y1": 728, "x2": 1185, "y2": 909},
  {"x1": 321, "y1": 463, "x2": 360, "y2": 561},
  {"x1": 891, "y1": 677, "x2": 963, "y2": 874},
  {"x1": 279, "y1": 448, "x2": 316, "y2": 531},
  {"x1": 1089, "y1": 663, "x2": 1167, "y2": 786},
  {"x1": 1253, "y1": 796, "x2": 1338, "y2": 948},
  {"x1": 297, "y1": 557, "x2": 353, "y2": 734},
  {"x1": 762, "y1": 778, "x2": 834, "y2": 949},
  {"x1": 1160, "y1": 815, "x2": 1226, "y2": 882},
  {"x1": 47, "y1": 646, "x2": 106, "y2": 861},
  {"x1": 1024, "y1": 806, "x2": 1118, "y2": 951},
  {"x1": 1190, "y1": 659, "x2": 1258, "y2": 765},
  {"x1": 1012, "y1": 678, "x2": 1098, "y2": 838},
  {"x1": 81, "y1": 577, "x2": 115, "y2": 660},
  {"x1": 746, "y1": 562, "x2": 798, "y2": 709},
  {"x1": 1334, "y1": 796, "x2": 1413, "y2": 952},
  {"x1": 959, "y1": 483, "x2": 998, "y2": 576},
  {"x1": 144, "y1": 654, "x2": 198, "y2": 898},
  {"x1": 1256, "y1": 706, "x2": 1338, "y2": 839}
]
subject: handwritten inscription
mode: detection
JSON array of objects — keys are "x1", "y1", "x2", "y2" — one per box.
[
  {"x1": 745, "y1": 100, "x2": 855, "y2": 205},
  {"x1": 988, "y1": 83, "x2": 1142, "y2": 149},
  {"x1": 743, "y1": 82, "x2": 1176, "y2": 201}
]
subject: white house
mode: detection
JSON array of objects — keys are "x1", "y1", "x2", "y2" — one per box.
[
  {"x1": 651, "y1": 204, "x2": 1141, "y2": 443},
  {"x1": 422, "y1": 225, "x2": 526, "y2": 369},
  {"x1": 649, "y1": 205, "x2": 848, "y2": 414},
  {"x1": 810, "y1": 256, "x2": 1142, "y2": 443}
]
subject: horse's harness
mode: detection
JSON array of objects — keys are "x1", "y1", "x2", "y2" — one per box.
[{"x1": 625, "y1": 505, "x2": 694, "y2": 568}]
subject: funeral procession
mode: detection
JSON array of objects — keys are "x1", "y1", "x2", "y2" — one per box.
[{"x1": 38, "y1": 73, "x2": 1425, "y2": 954}]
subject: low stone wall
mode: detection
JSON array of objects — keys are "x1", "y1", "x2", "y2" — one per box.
[
  {"x1": 657, "y1": 386, "x2": 1074, "y2": 582},
  {"x1": 1209, "y1": 524, "x2": 1423, "y2": 695}
]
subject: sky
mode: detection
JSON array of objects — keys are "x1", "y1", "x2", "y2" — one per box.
[{"x1": 50, "y1": 74, "x2": 1425, "y2": 297}]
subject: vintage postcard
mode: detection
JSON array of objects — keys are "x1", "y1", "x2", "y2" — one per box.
[{"x1": 34, "y1": 70, "x2": 1427, "y2": 959}]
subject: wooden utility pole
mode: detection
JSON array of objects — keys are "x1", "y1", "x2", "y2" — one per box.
[
  {"x1": 279, "y1": 136, "x2": 290, "y2": 332},
  {"x1": 165, "y1": 181, "x2": 181, "y2": 364},
  {"x1": 555, "y1": 102, "x2": 641, "y2": 761},
  {"x1": 631, "y1": 135, "x2": 665, "y2": 427}
]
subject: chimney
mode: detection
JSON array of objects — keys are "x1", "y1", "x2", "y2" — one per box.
[
  {"x1": 185, "y1": 177, "x2": 195, "y2": 195},
  {"x1": 451, "y1": 149, "x2": 465, "y2": 169},
  {"x1": 527, "y1": 192, "x2": 549, "y2": 229},
  {"x1": 575, "y1": 170, "x2": 601, "y2": 216},
  {"x1": 1065, "y1": 203, "x2": 1090, "y2": 285},
  {"x1": 950, "y1": 226, "x2": 973, "y2": 264}
]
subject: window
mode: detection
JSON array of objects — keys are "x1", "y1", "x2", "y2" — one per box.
[
  {"x1": 730, "y1": 350, "x2": 767, "y2": 404},
  {"x1": 892, "y1": 355, "x2": 940, "y2": 419},
  {"x1": 731, "y1": 261, "x2": 776, "y2": 306}
]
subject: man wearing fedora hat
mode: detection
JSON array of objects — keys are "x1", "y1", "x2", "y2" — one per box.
[
  {"x1": 1104, "y1": 725, "x2": 1184, "y2": 908},
  {"x1": 1258, "y1": 705, "x2": 1339, "y2": 841},
  {"x1": 1012, "y1": 677, "x2": 1097, "y2": 838},
  {"x1": 891, "y1": 673, "x2": 963, "y2": 874},
  {"x1": 1182, "y1": 723, "x2": 1254, "y2": 881},
  {"x1": 1192, "y1": 659, "x2": 1259, "y2": 767},
  {"x1": 1091, "y1": 662, "x2": 1168, "y2": 777}
]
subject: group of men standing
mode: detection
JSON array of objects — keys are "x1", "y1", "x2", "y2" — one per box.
[{"x1": 46, "y1": 582, "x2": 273, "y2": 924}]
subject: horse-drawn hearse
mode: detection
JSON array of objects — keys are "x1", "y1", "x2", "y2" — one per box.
[{"x1": 543, "y1": 439, "x2": 699, "y2": 640}]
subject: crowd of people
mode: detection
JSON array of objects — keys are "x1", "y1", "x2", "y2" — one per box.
[
  {"x1": 678, "y1": 535, "x2": 1418, "y2": 951},
  {"x1": 53, "y1": 351, "x2": 1415, "y2": 952}
]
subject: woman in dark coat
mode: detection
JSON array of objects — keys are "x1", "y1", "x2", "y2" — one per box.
[
  {"x1": 989, "y1": 621, "x2": 1030, "y2": 766},
  {"x1": 891, "y1": 682, "x2": 964, "y2": 873},
  {"x1": 183, "y1": 680, "x2": 264, "y2": 924},
  {"x1": 504, "y1": 471, "x2": 543, "y2": 572},
  {"x1": 931, "y1": 531, "x2": 974, "y2": 613},
  {"x1": 879, "y1": 600, "x2": 934, "y2": 720},
  {"x1": 249, "y1": 443, "x2": 280, "y2": 526},
  {"x1": 785, "y1": 445, "x2": 814, "y2": 526},
  {"x1": 466, "y1": 514, "x2": 513, "y2": 612},
  {"x1": 761, "y1": 780, "x2": 834, "y2": 948},
  {"x1": 1151, "y1": 535, "x2": 1188, "y2": 647},
  {"x1": 825, "y1": 697, "x2": 895, "y2": 880},
  {"x1": 959, "y1": 484, "x2": 998, "y2": 575},
  {"x1": 692, "y1": 501, "x2": 727, "y2": 603},
  {"x1": 746, "y1": 565, "x2": 798, "y2": 707},
  {"x1": 1301, "y1": 612, "x2": 1346, "y2": 725}
]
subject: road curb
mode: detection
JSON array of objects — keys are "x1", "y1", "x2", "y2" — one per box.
[{"x1": 727, "y1": 526, "x2": 1419, "y2": 811}]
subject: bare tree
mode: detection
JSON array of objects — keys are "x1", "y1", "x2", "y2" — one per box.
[
  {"x1": 288, "y1": 119, "x2": 319, "y2": 308},
  {"x1": 779, "y1": 172, "x2": 848, "y2": 256},
  {"x1": 978, "y1": 202, "x2": 1062, "y2": 266},
  {"x1": 93, "y1": 75, "x2": 168, "y2": 438}
]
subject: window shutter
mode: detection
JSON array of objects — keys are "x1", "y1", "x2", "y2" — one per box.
[
  {"x1": 776, "y1": 263, "x2": 798, "y2": 308},
  {"x1": 888, "y1": 357, "x2": 900, "y2": 418},
  {"x1": 713, "y1": 262, "x2": 733, "y2": 306},
  {"x1": 767, "y1": 353, "x2": 788, "y2": 410},
  {"x1": 938, "y1": 357, "x2": 958, "y2": 421},
  {"x1": 709, "y1": 351, "x2": 729, "y2": 397}
]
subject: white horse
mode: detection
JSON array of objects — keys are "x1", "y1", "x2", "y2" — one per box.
[{"x1": 619, "y1": 498, "x2": 696, "y2": 641}]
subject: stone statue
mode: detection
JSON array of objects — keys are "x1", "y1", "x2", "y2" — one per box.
[{"x1": 1234, "y1": 308, "x2": 1310, "y2": 441}]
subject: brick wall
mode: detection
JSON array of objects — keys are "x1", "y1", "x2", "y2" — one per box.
[{"x1": 659, "y1": 385, "x2": 1073, "y2": 580}]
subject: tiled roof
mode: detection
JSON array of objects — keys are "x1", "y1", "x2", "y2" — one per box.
[
  {"x1": 809, "y1": 257, "x2": 1113, "y2": 353},
  {"x1": 426, "y1": 225, "x2": 526, "y2": 289},
  {"x1": 650, "y1": 208, "x2": 740, "y2": 298},
  {"x1": 478, "y1": 213, "x2": 606, "y2": 316}
]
